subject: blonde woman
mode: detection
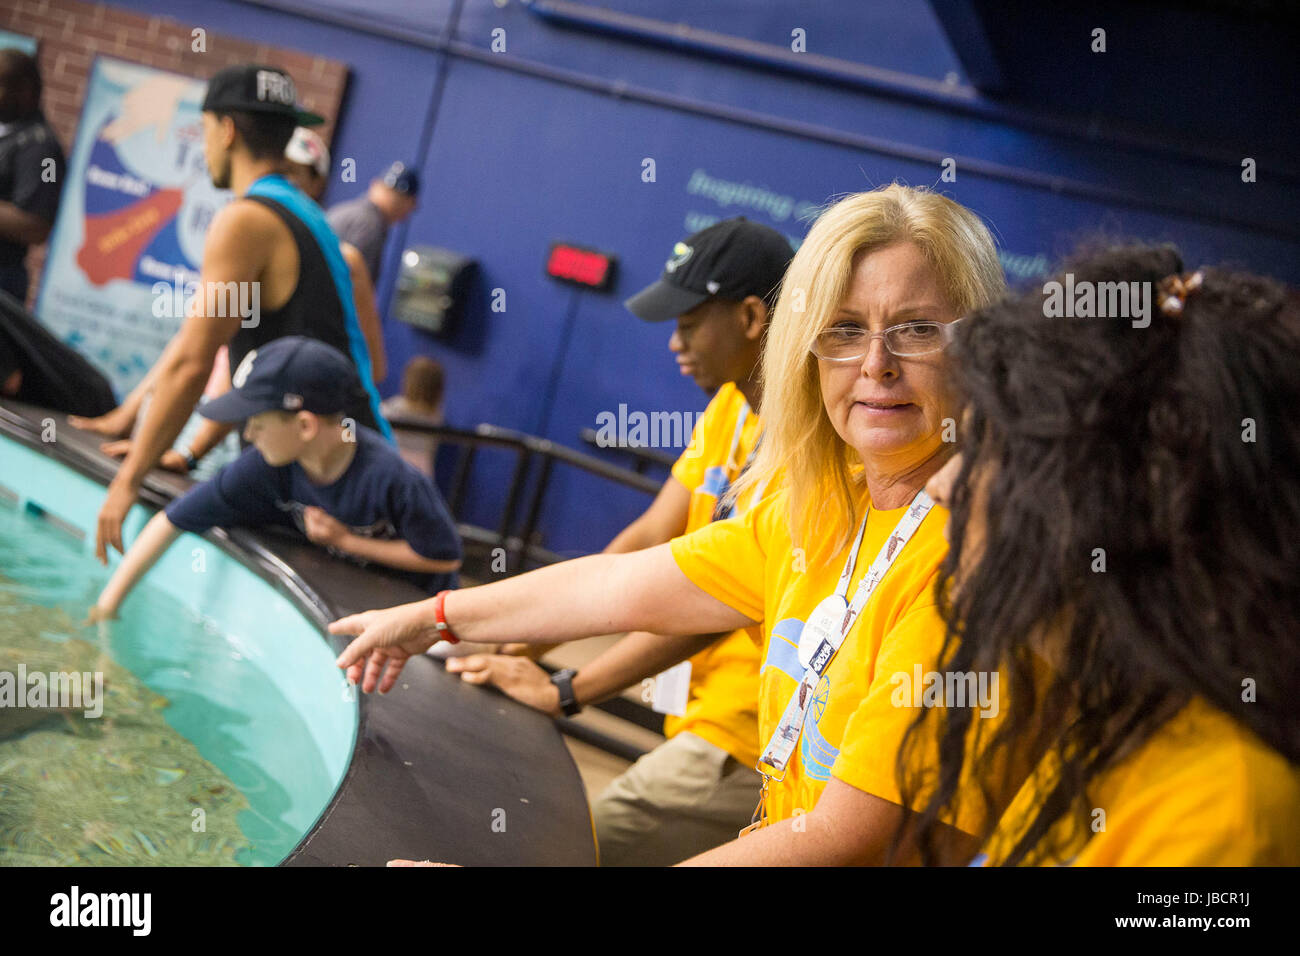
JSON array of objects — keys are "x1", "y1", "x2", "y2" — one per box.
[{"x1": 332, "y1": 185, "x2": 1008, "y2": 865}]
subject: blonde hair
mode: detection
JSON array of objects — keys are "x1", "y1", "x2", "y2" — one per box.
[{"x1": 736, "y1": 184, "x2": 1005, "y2": 550}]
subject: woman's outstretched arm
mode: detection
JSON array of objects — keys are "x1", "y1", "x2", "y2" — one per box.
[{"x1": 329, "y1": 543, "x2": 755, "y2": 693}]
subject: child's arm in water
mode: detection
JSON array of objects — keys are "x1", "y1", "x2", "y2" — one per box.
[
  {"x1": 301, "y1": 506, "x2": 460, "y2": 574},
  {"x1": 87, "y1": 511, "x2": 182, "y2": 621}
]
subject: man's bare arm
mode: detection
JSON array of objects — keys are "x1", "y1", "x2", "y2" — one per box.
[
  {"x1": 181, "y1": 358, "x2": 236, "y2": 462},
  {"x1": 571, "y1": 630, "x2": 720, "y2": 707},
  {"x1": 604, "y1": 477, "x2": 691, "y2": 554},
  {"x1": 114, "y1": 200, "x2": 276, "y2": 486},
  {"x1": 448, "y1": 629, "x2": 721, "y2": 715},
  {"x1": 679, "y1": 777, "x2": 981, "y2": 866},
  {"x1": 512, "y1": 474, "x2": 692, "y2": 659},
  {"x1": 341, "y1": 242, "x2": 386, "y2": 383},
  {"x1": 94, "y1": 201, "x2": 277, "y2": 559}
]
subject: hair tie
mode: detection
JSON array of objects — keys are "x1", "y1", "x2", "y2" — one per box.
[{"x1": 1157, "y1": 269, "x2": 1204, "y2": 317}]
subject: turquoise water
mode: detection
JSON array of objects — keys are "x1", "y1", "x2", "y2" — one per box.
[{"x1": 0, "y1": 437, "x2": 357, "y2": 866}]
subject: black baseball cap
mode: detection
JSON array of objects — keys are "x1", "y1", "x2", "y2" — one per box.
[
  {"x1": 201, "y1": 65, "x2": 324, "y2": 126},
  {"x1": 381, "y1": 161, "x2": 420, "y2": 197},
  {"x1": 201, "y1": 337, "x2": 363, "y2": 423},
  {"x1": 624, "y1": 217, "x2": 795, "y2": 323}
]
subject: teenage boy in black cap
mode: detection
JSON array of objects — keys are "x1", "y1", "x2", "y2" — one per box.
[
  {"x1": 326, "y1": 160, "x2": 418, "y2": 285},
  {"x1": 89, "y1": 337, "x2": 461, "y2": 621},
  {"x1": 92, "y1": 64, "x2": 391, "y2": 564},
  {"x1": 447, "y1": 217, "x2": 794, "y2": 865}
]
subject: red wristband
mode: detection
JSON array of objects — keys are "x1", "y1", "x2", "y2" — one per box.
[{"x1": 432, "y1": 590, "x2": 459, "y2": 644}]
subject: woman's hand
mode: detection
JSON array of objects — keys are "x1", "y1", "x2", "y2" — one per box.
[{"x1": 330, "y1": 601, "x2": 439, "y2": 693}]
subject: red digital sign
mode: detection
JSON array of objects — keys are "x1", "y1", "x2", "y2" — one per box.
[{"x1": 545, "y1": 242, "x2": 617, "y2": 291}]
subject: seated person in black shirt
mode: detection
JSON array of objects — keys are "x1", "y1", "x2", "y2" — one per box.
[
  {"x1": 0, "y1": 289, "x2": 115, "y2": 415},
  {"x1": 90, "y1": 337, "x2": 461, "y2": 620},
  {"x1": 0, "y1": 50, "x2": 65, "y2": 302}
]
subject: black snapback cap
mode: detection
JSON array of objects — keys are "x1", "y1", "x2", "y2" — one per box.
[
  {"x1": 624, "y1": 217, "x2": 795, "y2": 323},
  {"x1": 201, "y1": 65, "x2": 324, "y2": 126}
]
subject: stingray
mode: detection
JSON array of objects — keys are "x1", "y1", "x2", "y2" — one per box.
[{"x1": 0, "y1": 595, "x2": 253, "y2": 866}]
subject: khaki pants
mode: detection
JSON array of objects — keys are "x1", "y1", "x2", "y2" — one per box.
[{"x1": 592, "y1": 731, "x2": 760, "y2": 866}]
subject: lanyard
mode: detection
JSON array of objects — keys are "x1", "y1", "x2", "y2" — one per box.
[
  {"x1": 725, "y1": 404, "x2": 749, "y2": 468},
  {"x1": 712, "y1": 405, "x2": 763, "y2": 522},
  {"x1": 755, "y1": 489, "x2": 935, "y2": 783},
  {"x1": 742, "y1": 489, "x2": 934, "y2": 836}
]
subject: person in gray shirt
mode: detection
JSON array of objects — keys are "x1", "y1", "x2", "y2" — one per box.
[{"x1": 325, "y1": 160, "x2": 419, "y2": 284}]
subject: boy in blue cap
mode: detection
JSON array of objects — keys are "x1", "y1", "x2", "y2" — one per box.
[{"x1": 90, "y1": 337, "x2": 461, "y2": 620}]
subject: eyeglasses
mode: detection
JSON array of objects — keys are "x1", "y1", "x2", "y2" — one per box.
[{"x1": 810, "y1": 318, "x2": 964, "y2": 362}]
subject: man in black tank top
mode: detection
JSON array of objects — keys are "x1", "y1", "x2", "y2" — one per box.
[
  {"x1": 226, "y1": 192, "x2": 381, "y2": 431},
  {"x1": 93, "y1": 64, "x2": 388, "y2": 563}
]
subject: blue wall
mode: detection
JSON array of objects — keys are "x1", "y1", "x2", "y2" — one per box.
[{"x1": 105, "y1": 0, "x2": 1300, "y2": 557}]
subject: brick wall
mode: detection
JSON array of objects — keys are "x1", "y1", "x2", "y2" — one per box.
[{"x1": 4, "y1": 0, "x2": 350, "y2": 305}]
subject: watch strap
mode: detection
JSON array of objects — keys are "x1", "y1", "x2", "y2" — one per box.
[{"x1": 551, "y1": 668, "x2": 581, "y2": 717}]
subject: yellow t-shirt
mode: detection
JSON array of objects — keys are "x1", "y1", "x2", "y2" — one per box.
[
  {"x1": 670, "y1": 481, "x2": 998, "y2": 830},
  {"x1": 671, "y1": 382, "x2": 763, "y2": 530},
  {"x1": 977, "y1": 697, "x2": 1300, "y2": 866},
  {"x1": 662, "y1": 382, "x2": 764, "y2": 768}
]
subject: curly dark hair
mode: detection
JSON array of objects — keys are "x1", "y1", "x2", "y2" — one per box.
[{"x1": 898, "y1": 242, "x2": 1300, "y2": 866}]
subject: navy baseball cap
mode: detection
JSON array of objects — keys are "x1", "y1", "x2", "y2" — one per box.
[
  {"x1": 382, "y1": 161, "x2": 420, "y2": 197},
  {"x1": 624, "y1": 217, "x2": 795, "y2": 323},
  {"x1": 201, "y1": 64, "x2": 324, "y2": 126},
  {"x1": 201, "y1": 337, "x2": 363, "y2": 423}
]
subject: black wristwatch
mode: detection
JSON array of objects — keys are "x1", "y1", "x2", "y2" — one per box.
[{"x1": 550, "y1": 668, "x2": 581, "y2": 717}]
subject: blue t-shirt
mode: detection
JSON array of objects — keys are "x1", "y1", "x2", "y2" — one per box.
[{"x1": 166, "y1": 426, "x2": 461, "y2": 594}]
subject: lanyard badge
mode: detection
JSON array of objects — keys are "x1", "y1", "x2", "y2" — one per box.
[{"x1": 754, "y1": 491, "x2": 934, "y2": 792}]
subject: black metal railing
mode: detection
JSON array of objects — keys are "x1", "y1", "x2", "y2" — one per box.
[
  {"x1": 389, "y1": 415, "x2": 673, "y2": 752},
  {"x1": 389, "y1": 415, "x2": 662, "y2": 574},
  {"x1": 578, "y1": 426, "x2": 677, "y2": 475}
]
